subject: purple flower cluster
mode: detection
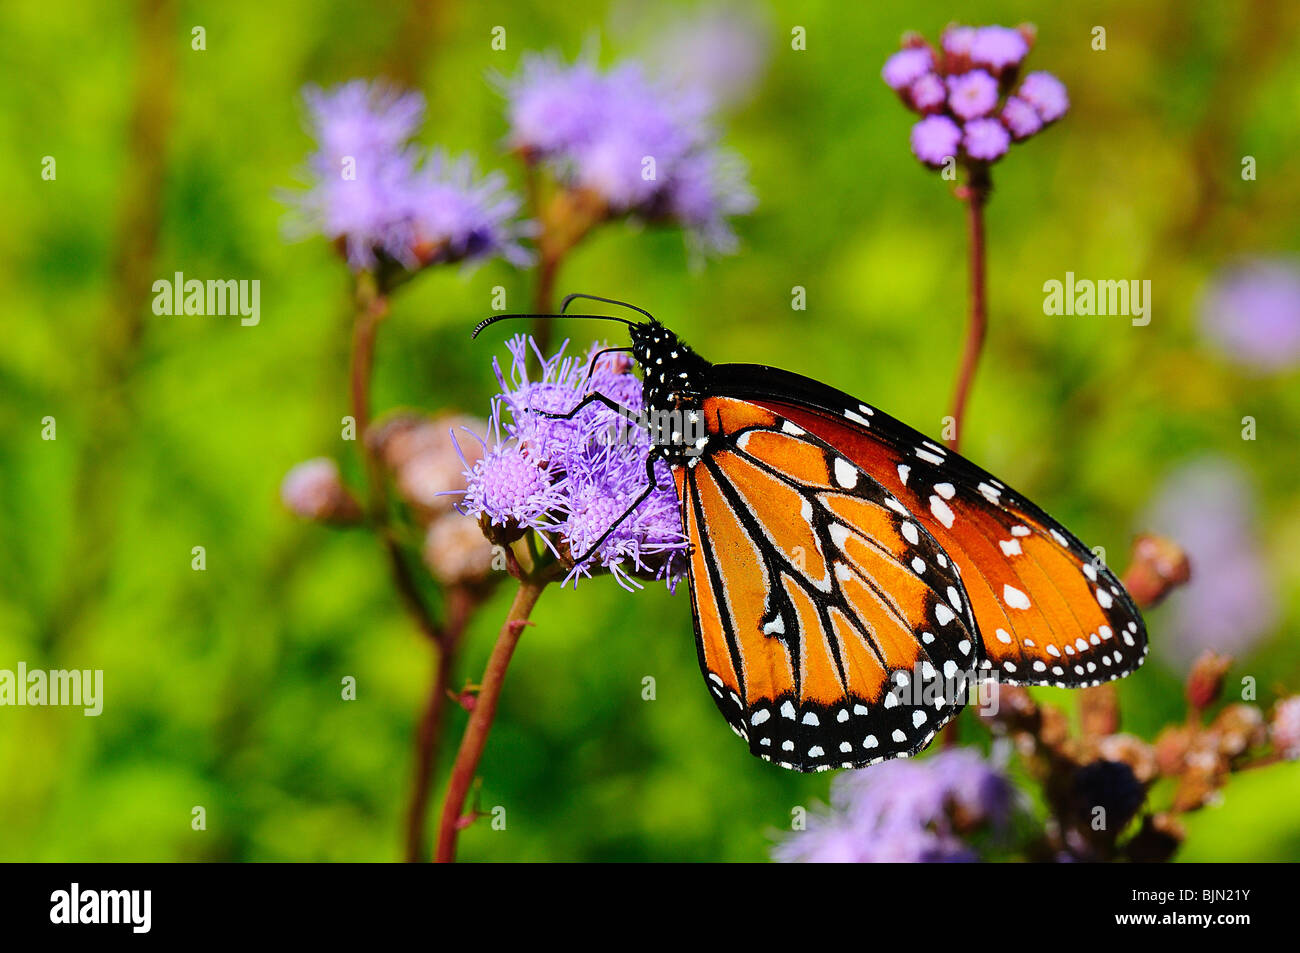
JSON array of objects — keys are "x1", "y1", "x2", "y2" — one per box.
[
  {"x1": 501, "y1": 55, "x2": 755, "y2": 254},
  {"x1": 882, "y1": 24, "x2": 1068, "y2": 168},
  {"x1": 1199, "y1": 259, "x2": 1300, "y2": 373},
  {"x1": 772, "y1": 749, "x2": 1014, "y2": 863},
  {"x1": 457, "y1": 335, "x2": 688, "y2": 589},
  {"x1": 291, "y1": 80, "x2": 528, "y2": 271}
]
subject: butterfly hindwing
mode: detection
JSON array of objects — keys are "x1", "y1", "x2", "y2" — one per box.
[{"x1": 674, "y1": 397, "x2": 979, "y2": 772}]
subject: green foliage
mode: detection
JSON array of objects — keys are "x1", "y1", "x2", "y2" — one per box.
[{"x1": 1, "y1": 0, "x2": 1298, "y2": 861}]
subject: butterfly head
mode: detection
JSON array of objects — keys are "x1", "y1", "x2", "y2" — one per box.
[{"x1": 628, "y1": 319, "x2": 713, "y2": 465}]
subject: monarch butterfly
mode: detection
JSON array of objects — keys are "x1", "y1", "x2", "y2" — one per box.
[{"x1": 474, "y1": 295, "x2": 1148, "y2": 772}]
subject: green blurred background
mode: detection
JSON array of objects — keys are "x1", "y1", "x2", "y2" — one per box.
[{"x1": 3, "y1": 0, "x2": 1299, "y2": 862}]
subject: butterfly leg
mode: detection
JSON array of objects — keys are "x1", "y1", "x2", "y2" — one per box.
[
  {"x1": 580, "y1": 347, "x2": 634, "y2": 391},
  {"x1": 534, "y1": 390, "x2": 640, "y2": 424},
  {"x1": 567, "y1": 455, "x2": 661, "y2": 565}
]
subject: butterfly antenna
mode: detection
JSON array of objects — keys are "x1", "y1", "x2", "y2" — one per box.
[
  {"x1": 471, "y1": 312, "x2": 635, "y2": 339},
  {"x1": 560, "y1": 293, "x2": 656, "y2": 323}
]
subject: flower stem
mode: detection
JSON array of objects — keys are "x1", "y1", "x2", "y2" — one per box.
[
  {"x1": 434, "y1": 576, "x2": 548, "y2": 862},
  {"x1": 403, "y1": 585, "x2": 472, "y2": 862},
  {"x1": 946, "y1": 167, "x2": 991, "y2": 454},
  {"x1": 349, "y1": 272, "x2": 463, "y2": 860}
]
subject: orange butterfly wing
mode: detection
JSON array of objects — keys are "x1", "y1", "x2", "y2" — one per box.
[
  {"x1": 739, "y1": 386, "x2": 1148, "y2": 688},
  {"x1": 674, "y1": 397, "x2": 979, "y2": 771}
]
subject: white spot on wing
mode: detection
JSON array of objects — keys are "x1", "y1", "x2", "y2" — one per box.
[
  {"x1": 1003, "y1": 585, "x2": 1031, "y2": 610},
  {"x1": 833, "y1": 457, "x2": 858, "y2": 489},
  {"x1": 929, "y1": 495, "x2": 955, "y2": 528}
]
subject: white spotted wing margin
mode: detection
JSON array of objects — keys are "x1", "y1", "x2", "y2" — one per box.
[{"x1": 674, "y1": 409, "x2": 983, "y2": 773}]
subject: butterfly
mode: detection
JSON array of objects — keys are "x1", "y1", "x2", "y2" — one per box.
[{"x1": 474, "y1": 295, "x2": 1148, "y2": 772}]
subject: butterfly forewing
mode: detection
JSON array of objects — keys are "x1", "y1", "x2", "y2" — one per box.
[
  {"x1": 703, "y1": 364, "x2": 1148, "y2": 689},
  {"x1": 673, "y1": 396, "x2": 980, "y2": 772}
]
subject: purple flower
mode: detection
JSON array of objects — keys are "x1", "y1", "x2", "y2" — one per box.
[
  {"x1": 908, "y1": 73, "x2": 946, "y2": 112},
  {"x1": 970, "y1": 26, "x2": 1029, "y2": 73},
  {"x1": 640, "y1": 2, "x2": 770, "y2": 111},
  {"x1": 946, "y1": 70, "x2": 999, "y2": 120},
  {"x1": 1199, "y1": 260, "x2": 1300, "y2": 372},
  {"x1": 304, "y1": 80, "x2": 425, "y2": 164},
  {"x1": 942, "y1": 26, "x2": 976, "y2": 58},
  {"x1": 1143, "y1": 459, "x2": 1279, "y2": 667},
  {"x1": 910, "y1": 115, "x2": 961, "y2": 167},
  {"x1": 501, "y1": 55, "x2": 608, "y2": 158},
  {"x1": 882, "y1": 47, "x2": 934, "y2": 90},
  {"x1": 459, "y1": 336, "x2": 688, "y2": 589},
  {"x1": 410, "y1": 151, "x2": 530, "y2": 267},
  {"x1": 289, "y1": 80, "x2": 527, "y2": 271},
  {"x1": 1001, "y1": 96, "x2": 1043, "y2": 139},
  {"x1": 1017, "y1": 71, "x2": 1069, "y2": 122},
  {"x1": 459, "y1": 439, "x2": 568, "y2": 534},
  {"x1": 886, "y1": 24, "x2": 1067, "y2": 171},
  {"x1": 663, "y1": 148, "x2": 756, "y2": 256},
  {"x1": 773, "y1": 749, "x2": 1014, "y2": 863},
  {"x1": 501, "y1": 55, "x2": 752, "y2": 256},
  {"x1": 963, "y1": 118, "x2": 1011, "y2": 161}
]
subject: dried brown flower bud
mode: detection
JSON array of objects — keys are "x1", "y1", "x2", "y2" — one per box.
[
  {"x1": 1186, "y1": 651, "x2": 1232, "y2": 713},
  {"x1": 1153, "y1": 724, "x2": 1194, "y2": 776},
  {"x1": 1079, "y1": 683, "x2": 1120, "y2": 740},
  {"x1": 369, "y1": 411, "x2": 487, "y2": 521},
  {"x1": 1271, "y1": 696, "x2": 1300, "y2": 760},
  {"x1": 1210, "y1": 703, "x2": 1266, "y2": 759},
  {"x1": 1122, "y1": 533, "x2": 1191, "y2": 610},
  {"x1": 423, "y1": 511, "x2": 496, "y2": 586},
  {"x1": 281, "y1": 458, "x2": 363, "y2": 524}
]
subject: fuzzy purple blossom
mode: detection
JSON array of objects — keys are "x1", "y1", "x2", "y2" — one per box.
[
  {"x1": 882, "y1": 47, "x2": 934, "y2": 90},
  {"x1": 942, "y1": 26, "x2": 976, "y2": 58},
  {"x1": 773, "y1": 749, "x2": 1014, "y2": 863},
  {"x1": 1017, "y1": 71, "x2": 1069, "y2": 123},
  {"x1": 1199, "y1": 260, "x2": 1300, "y2": 372},
  {"x1": 963, "y1": 117, "x2": 1011, "y2": 161},
  {"x1": 289, "y1": 80, "x2": 527, "y2": 271},
  {"x1": 946, "y1": 71, "x2": 999, "y2": 120},
  {"x1": 1143, "y1": 459, "x2": 1279, "y2": 667},
  {"x1": 501, "y1": 55, "x2": 753, "y2": 256},
  {"x1": 908, "y1": 73, "x2": 946, "y2": 112},
  {"x1": 910, "y1": 115, "x2": 961, "y2": 167},
  {"x1": 970, "y1": 26, "x2": 1029, "y2": 73},
  {"x1": 1001, "y1": 96, "x2": 1043, "y2": 139},
  {"x1": 458, "y1": 335, "x2": 688, "y2": 589}
]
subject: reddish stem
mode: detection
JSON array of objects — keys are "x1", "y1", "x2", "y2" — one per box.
[
  {"x1": 946, "y1": 168, "x2": 991, "y2": 453},
  {"x1": 403, "y1": 586, "x2": 472, "y2": 862},
  {"x1": 349, "y1": 274, "x2": 464, "y2": 860},
  {"x1": 435, "y1": 578, "x2": 547, "y2": 862}
]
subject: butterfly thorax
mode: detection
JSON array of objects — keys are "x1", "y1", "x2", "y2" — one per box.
[{"x1": 629, "y1": 320, "x2": 713, "y2": 466}]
